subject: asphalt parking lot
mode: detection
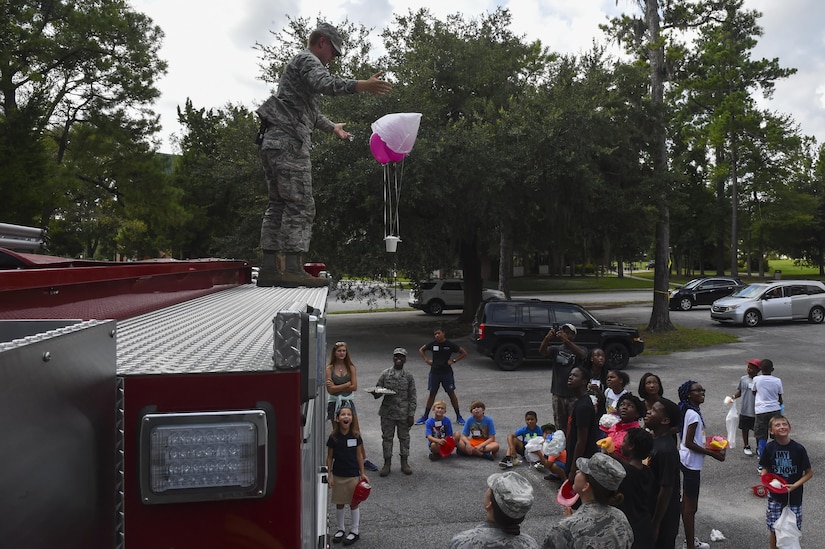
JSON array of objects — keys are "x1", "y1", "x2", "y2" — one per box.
[{"x1": 324, "y1": 298, "x2": 824, "y2": 548}]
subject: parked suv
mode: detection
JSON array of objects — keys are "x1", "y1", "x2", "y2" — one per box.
[
  {"x1": 471, "y1": 299, "x2": 644, "y2": 371},
  {"x1": 669, "y1": 276, "x2": 745, "y2": 311},
  {"x1": 711, "y1": 280, "x2": 825, "y2": 327},
  {"x1": 409, "y1": 279, "x2": 504, "y2": 315}
]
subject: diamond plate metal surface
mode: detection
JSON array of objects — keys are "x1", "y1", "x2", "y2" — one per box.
[{"x1": 116, "y1": 285, "x2": 327, "y2": 375}]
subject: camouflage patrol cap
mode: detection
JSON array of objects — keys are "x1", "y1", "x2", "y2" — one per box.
[
  {"x1": 576, "y1": 452, "x2": 626, "y2": 491},
  {"x1": 393, "y1": 347, "x2": 407, "y2": 356},
  {"x1": 487, "y1": 472, "x2": 534, "y2": 519},
  {"x1": 316, "y1": 22, "x2": 343, "y2": 56}
]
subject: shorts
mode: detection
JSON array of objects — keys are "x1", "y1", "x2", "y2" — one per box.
[
  {"x1": 428, "y1": 370, "x2": 456, "y2": 393},
  {"x1": 681, "y1": 465, "x2": 701, "y2": 500},
  {"x1": 547, "y1": 450, "x2": 567, "y2": 465},
  {"x1": 551, "y1": 394, "x2": 577, "y2": 433},
  {"x1": 738, "y1": 414, "x2": 755, "y2": 432},
  {"x1": 766, "y1": 499, "x2": 802, "y2": 532},
  {"x1": 754, "y1": 410, "x2": 781, "y2": 440},
  {"x1": 330, "y1": 475, "x2": 359, "y2": 505},
  {"x1": 327, "y1": 400, "x2": 356, "y2": 421}
]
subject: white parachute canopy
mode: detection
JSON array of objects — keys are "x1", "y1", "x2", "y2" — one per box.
[{"x1": 371, "y1": 113, "x2": 422, "y2": 154}]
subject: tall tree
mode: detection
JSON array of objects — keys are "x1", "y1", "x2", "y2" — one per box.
[
  {"x1": 0, "y1": 0, "x2": 169, "y2": 254},
  {"x1": 172, "y1": 100, "x2": 263, "y2": 259},
  {"x1": 674, "y1": 0, "x2": 796, "y2": 276},
  {"x1": 605, "y1": 0, "x2": 677, "y2": 331}
]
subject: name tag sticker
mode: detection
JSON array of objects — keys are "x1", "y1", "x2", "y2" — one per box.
[
  {"x1": 347, "y1": 439, "x2": 357, "y2": 447},
  {"x1": 435, "y1": 421, "x2": 442, "y2": 427}
]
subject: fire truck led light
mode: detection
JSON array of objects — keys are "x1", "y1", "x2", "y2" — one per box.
[{"x1": 139, "y1": 410, "x2": 269, "y2": 505}]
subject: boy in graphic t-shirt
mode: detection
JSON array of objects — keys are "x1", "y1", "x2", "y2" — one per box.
[{"x1": 758, "y1": 415, "x2": 812, "y2": 549}]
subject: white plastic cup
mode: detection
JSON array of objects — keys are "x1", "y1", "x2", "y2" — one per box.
[{"x1": 384, "y1": 235, "x2": 400, "y2": 252}]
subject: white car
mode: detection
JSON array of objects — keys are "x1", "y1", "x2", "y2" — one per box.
[
  {"x1": 409, "y1": 279, "x2": 504, "y2": 315},
  {"x1": 710, "y1": 280, "x2": 825, "y2": 327}
]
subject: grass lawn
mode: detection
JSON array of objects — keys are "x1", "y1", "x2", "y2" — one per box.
[{"x1": 640, "y1": 324, "x2": 739, "y2": 355}]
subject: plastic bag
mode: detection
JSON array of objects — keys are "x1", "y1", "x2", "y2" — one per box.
[
  {"x1": 543, "y1": 430, "x2": 566, "y2": 457},
  {"x1": 725, "y1": 399, "x2": 739, "y2": 449},
  {"x1": 599, "y1": 413, "x2": 619, "y2": 430},
  {"x1": 524, "y1": 436, "x2": 544, "y2": 455},
  {"x1": 775, "y1": 505, "x2": 801, "y2": 549}
]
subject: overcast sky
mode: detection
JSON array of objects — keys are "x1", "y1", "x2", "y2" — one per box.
[{"x1": 130, "y1": 0, "x2": 825, "y2": 154}]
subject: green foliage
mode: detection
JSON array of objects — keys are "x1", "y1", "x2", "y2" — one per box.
[
  {"x1": 0, "y1": 0, "x2": 171, "y2": 257},
  {"x1": 172, "y1": 100, "x2": 264, "y2": 260}
]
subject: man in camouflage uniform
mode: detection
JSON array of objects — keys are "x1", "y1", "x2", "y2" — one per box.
[
  {"x1": 373, "y1": 348, "x2": 417, "y2": 476},
  {"x1": 255, "y1": 22, "x2": 392, "y2": 287},
  {"x1": 542, "y1": 453, "x2": 634, "y2": 549},
  {"x1": 448, "y1": 472, "x2": 539, "y2": 549}
]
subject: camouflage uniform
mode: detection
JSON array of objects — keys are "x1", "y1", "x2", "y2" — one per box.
[
  {"x1": 541, "y1": 501, "x2": 633, "y2": 548},
  {"x1": 376, "y1": 365, "x2": 417, "y2": 459},
  {"x1": 449, "y1": 523, "x2": 538, "y2": 549},
  {"x1": 256, "y1": 49, "x2": 357, "y2": 253}
]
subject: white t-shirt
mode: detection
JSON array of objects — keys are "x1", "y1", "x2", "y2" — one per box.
[
  {"x1": 753, "y1": 374, "x2": 783, "y2": 414},
  {"x1": 604, "y1": 388, "x2": 627, "y2": 415},
  {"x1": 679, "y1": 408, "x2": 706, "y2": 471}
]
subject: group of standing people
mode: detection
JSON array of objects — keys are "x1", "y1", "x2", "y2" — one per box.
[{"x1": 324, "y1": 325, "x2": 812, "y2": 549}]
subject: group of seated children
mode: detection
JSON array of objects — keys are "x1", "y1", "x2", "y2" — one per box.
[{"x1": 425, "y1": 404, "x2": 568, "y2": 480}]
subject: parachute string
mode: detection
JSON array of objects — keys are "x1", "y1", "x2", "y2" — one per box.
[
  {"x1": 394, "y1": 160, "x2": 403, "y2": 237},
  {"x1": 383, "y1": 163, "x2": 391, "y2": 238}
]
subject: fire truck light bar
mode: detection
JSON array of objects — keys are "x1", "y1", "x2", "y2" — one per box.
[{"x1": 139, "y1": 410, "x2": 269, "y2": 505}]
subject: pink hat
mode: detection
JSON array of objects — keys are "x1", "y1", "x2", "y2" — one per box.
[{"x1": 556, "y1": 479, "x2": 579, "y2": 507}]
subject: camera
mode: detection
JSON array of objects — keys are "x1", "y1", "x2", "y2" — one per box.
[{"x1": 552, "y1": 323, "x2": 559, "y2": 332}]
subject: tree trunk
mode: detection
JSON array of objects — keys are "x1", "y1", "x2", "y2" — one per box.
[
  {"x1": 645, "y1": 0, "x2": 675, "y2": 333},
  {"x1": 459, "y1": 234, "x2": 483, "y2": 323},
  {"x1": 729, "y1": 131, "x2": 739, "y2": 276},
  {"x1": 499, "y1": 225, "x2": 513, "y2": 299},
  {"x1": 714, "y1": 146, "x2": 727, "y2": 275}
]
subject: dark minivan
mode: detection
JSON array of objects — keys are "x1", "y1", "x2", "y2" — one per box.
[{"x1": 471, "y1": 299, "x2": 644, "y2": 371}]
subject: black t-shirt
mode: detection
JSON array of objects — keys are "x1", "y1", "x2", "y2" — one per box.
[
  {"x1": 327, "y1": 431, "x2": 362, "y2": 477},
  {"x1": 618, "y1": 462, "x2": 656, "y2": 549},
  {"x1": 423, "y1": 339, "x2": 461, "y2": 373},
  {"x1": 649, "y1": 433, "x2": 681, "y2": 544},
  {"x1": 565, "y1": 393, "x2": 598, "y2": 473},
  {"x1": 548, "y1": 345, "x2": 580, "y2": 397},
  {"x1": 759, "y1": 439, "x2": 811, "y2": 506}
]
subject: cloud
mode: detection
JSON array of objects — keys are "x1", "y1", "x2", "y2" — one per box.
[{"x1": 131, "y1": 0, "x2": 825, "y2": 151}]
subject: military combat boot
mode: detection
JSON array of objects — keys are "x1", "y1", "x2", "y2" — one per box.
[
  {"x1": 380, "y1": 459, "x2": 391, "y2": 477},
  {"x1": 276, "y1": 253, "x2": 328, "y2": 288},
  {"x1": 400, "y1": 456, "x2": 412, "y2": 475},
  {"x1": 256, "y1": 250, "x2": 280, "y2": 287}
]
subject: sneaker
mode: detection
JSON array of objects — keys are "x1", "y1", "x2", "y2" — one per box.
[
  {"x1": 428, "y1": 452, "x2": 442, "y2": 461},
  {"x1": 533, "y1": 462, "x2": 545, "y2": 470},
  {"x1": 743, "y1": 446, "x2": 754, "y2": 456},
  {"x1": 456, "y1": 415, "x2": 466, "y2": 425},
  {"x1": 544, "y1": 472, "x2": 561, "y2": 482},
  {"x1": 684, "y1": 537, "x2": 710, "y2": 549},
  {"x1": 757, "y1": 465, "x2": 763, "y2": 474},
  {"x1": 364, "y1": 459, "x2": 378, "y2": 472},
  {"x1": 414, "y1": 415, "x2": 428, "y2": 426},
  {"x1": 499, "y1": 456, "x2": 513, "y2": 468},
  {"x1": 483, "y1": 451, "x2": 494, "y2": 460}
]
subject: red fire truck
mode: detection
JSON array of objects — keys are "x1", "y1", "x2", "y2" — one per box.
[{"x1": 0, "y1": 224, "x2": 331, "y2": 549}]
